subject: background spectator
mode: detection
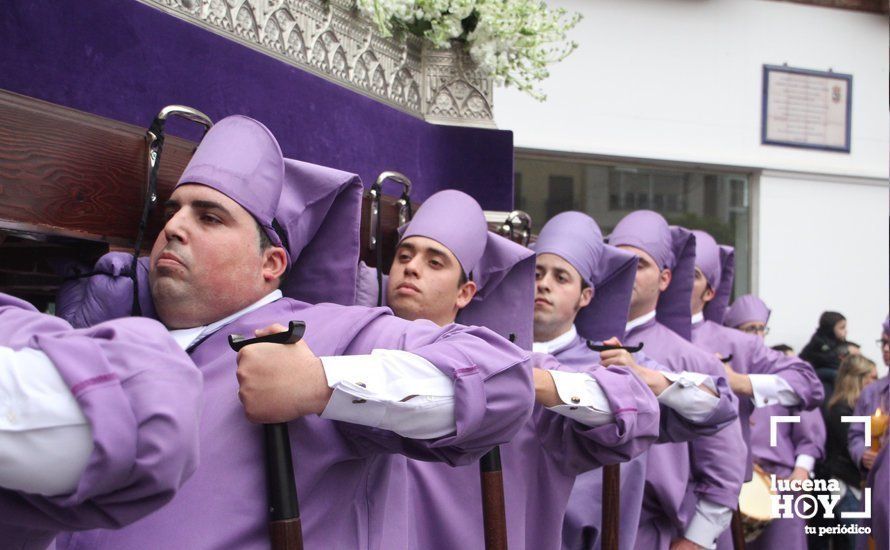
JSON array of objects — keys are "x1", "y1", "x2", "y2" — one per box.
[{"x1": 801, "y1": 311, "x2": 848, "y2": 397}]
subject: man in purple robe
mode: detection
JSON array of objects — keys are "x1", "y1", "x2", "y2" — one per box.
[
  {"x1": 848, "y1": 316, "x2": 890, "y2": 550},
  {"x1": 603, "y1": 210, "x2": 747, "y2": 550},
  {"x1": 0, "y1": 292, "x2": 202, "y2": 549},
  {"x1": 687, "y1": 229, "x2": 823, "y2": 470},
  {"x1": 687, "y1": 230, "x2": 824, "y2": 549},
  {"x1": 57, "y1": 115, "x2": 533, "y2": 549},
  {"x1": 527, "y1": 212, "x2": 738, "y2": 550},
  {"x1": 357, "y1": 192, "x2": 656, "y2": 550},
  {"x1": 725, "y1": 294, "x2": 826, "y2": 550},
  {"x1": 723, "y1": 294, "x2": 772, "y2": 338}
]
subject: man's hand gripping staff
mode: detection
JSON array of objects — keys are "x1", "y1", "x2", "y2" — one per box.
[{"x1": 229, "y1": 321, "x2": 308, "y2": 550}]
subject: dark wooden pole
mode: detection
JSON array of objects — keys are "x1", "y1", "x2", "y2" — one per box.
[
  {"x1": 480, "y1": 447, "x2": 508, "y2": 550},
  {"x1": 601, "y1": 464, "x2": 620, "y2": 550},
  {"x1": 730, "y1": 508, "x2": 746, "y2": 550}
]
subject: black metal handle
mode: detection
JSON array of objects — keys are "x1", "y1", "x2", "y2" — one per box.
[
  {"x1": 228, "y1": 320, "x2": 306, "y2": 526},
  {"x1": 229, "y1": 321, "x2": 306, "y2": 351},
  {"x1": 587, "y1": 341, "x2": 644, "y2": 353},
  {"x1": 719, "y1": 354, "x2": 734, "y2": 363}
]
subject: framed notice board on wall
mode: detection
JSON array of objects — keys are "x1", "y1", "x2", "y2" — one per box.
[{"x1": 761, "y1": 65, "x2": 852, "y2": 153}]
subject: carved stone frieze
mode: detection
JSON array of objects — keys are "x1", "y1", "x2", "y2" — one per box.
[{"x1": 137, "y1": 0, "x2": 496, "y2": 127}]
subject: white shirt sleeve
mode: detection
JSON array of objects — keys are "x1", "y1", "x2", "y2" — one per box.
[
  {"x1": 544, "y1": 370, "x2": 614, "y2": 427},
  {"x1": 655, "y1": 371, "x2": 721, "y2": 423},
  {"x1": 0, "y1": 346, "x2": 93, "y2": 496},
  {"x1": 683, "y1": 498, "x2": 734, "y2": 549},
  {"x1": 319, "y1": 349, "x2": 456, "y2": 439},
  {"x1": 795, "y1": 453, "x2": 816, "y2": 473},
  {"x1": 749, "y1": 374, "x2": 801, "y2": 407}
]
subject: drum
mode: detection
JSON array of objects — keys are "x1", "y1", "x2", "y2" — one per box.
[{"x1": 739, "y1": 464, "x2": 775, "y2": 542}]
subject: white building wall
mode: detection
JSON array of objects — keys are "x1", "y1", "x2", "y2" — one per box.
[
  {"x1": 756, "y1": 172, "x2": 888, "y2": 351},
  {"x1": 495, "y1": 0, "x2": 889, "y2": 352}
]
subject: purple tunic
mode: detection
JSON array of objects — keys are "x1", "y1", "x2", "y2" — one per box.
[
  {"x1": 746, "y1": 405, "x2": 826, "y2": 550},
  {"x1": 0, "y1": 293, "x2": 201, "y2": 549},
  {"x1": 400, "y1": 351, "x2": 659, "y2": 550},
  {"x1": 691, "y1": 319, "x2": 825, "y2": 481},
  {"x1": 848, "y1": 375, "x2": 890, "y2": 471},
  {"x1": 559, "y1": 332, "x2": 739, "y2": 550},
  {"x1": 627, "y1": 318, "x2": 747, "y2": 550},
  {"x1": 57, "y1": 298, "x2": 532, "y2": 549},
  {"x1": 856, "y1": 444, "x2": 889, "y2": 550}
]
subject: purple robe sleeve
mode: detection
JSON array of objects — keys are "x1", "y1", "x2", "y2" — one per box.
[
  {"x1": 334, "y1": 312, "x2": 534, "y2": 466},
  {"x1": 793, "y1": 408, "x2": 826, "y2": 462},
  {"x1": 848, "y1": 379, "x2": 887, "y2": 469},
  {"x1": 55, "y1": 252, "x2": 156, "y2": 328},
  {"x1": 532, "y1": 353, "x2": 660, "y2": 474},
  {"x1": 861, "y1": 445, "x2": 889, "y2": 550},
  {"x1": 685, "y1": 355, "x2": 747, "y2": 510},
  {"x1": 747, "y1": 340, "x2": 823, "y2": 409},
  {"x1": 0, "y1": 294, "x2": 201, "y2": 539},
  {"x1": 688, "y1": 418, "x2": 747, "y2": 509},
  {"x1": 635, "y1": 350, "x2": 738, "y2": 443}
]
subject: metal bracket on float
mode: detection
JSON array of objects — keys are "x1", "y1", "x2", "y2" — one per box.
[{"x1": 368, "y1": 171, "x2": 413, "y2": 250}]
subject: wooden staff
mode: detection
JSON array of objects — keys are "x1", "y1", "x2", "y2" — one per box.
[
  {"x1": 730, "y1": 507, "x2": 746, "y2": 550},
  {"x1": 480, "y1": 447, "x2": 508, "y2": 550},
  {"x1": 585, "y1": 340, "x2": 643, "y2": 550},
  {"x1": 601, "y1": 464, "x2": 620, "y2": 550},
  {"x1": 229, "y1": 321, "x2": 306, "y2": 550}
]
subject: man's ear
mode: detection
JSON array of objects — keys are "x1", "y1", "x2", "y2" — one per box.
[
  {"x1": 578, "y1": 286, "x2": 594, "y2": 309},
  {"x1": 262, "y1": 246, "x2": 288, "y2": 282},
  {"x1": 702, "y1": 285, "x2": 716, "y2": 303},
  {"x1": 658, "y1": 268, "x2": 672, "y2": 292},
  {"x1": 455, "y1": 280, "x2": 478, "y2": 310}
]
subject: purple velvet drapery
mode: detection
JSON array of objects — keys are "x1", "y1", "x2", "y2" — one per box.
[{"x1": 0, "y1": 0, "x2": 514, "y2": 209}]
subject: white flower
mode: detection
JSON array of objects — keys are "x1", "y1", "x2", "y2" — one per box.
[{"x1": 356, "y1": 0, "x2": 580, "y2": 100}]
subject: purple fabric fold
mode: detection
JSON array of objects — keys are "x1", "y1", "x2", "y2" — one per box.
[
  {"x1": 0, "y1": 293, "x2": 201, "y2": 547},
  {"x1": 692, "y1": 319, "x2": 824, "y2": 481},
  {"x1": 690, "y1": 229, "x2": 735, "y2": 324}
]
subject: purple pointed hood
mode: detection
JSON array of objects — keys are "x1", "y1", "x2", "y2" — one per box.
[
  {"x1": 178, "y1": 115, "x2": 363, "y2": 305},
  {"x1": 276, "y1": 159, "x2": 363, "y2": 305},
  {"x1": 691, "y1": 229, "x2": 735, "y2": 324},
  {"x1": 724, "y1": 295, "x2": 771, "y2": 328},
  {"x1": 176, "y1": 115, "x2": 285, "y2": 250},
  {"x1": 534, "y1": 211, "x2": 638, "y2": 341},
  {"x1": 608, "y1": 210, "x2": 697, "y2": 340},
  {"x1": 401, "y1": 190, "x2": 535, "y2": 349},
  {"x1": 401, "y1": 190, "x2": 488, "y2": 276}
]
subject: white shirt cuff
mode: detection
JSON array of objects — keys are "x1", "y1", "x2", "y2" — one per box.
[
  {"x1": 749, "y1": 374, "x2": 801, "y2": 408},
  {"x1": 656, "y1": 371, "x2": 720, "y2": 423},
  {"x1": 683, "y1": 499, "x2": 733, "y2": 549},
  {"x1": 545, "y1": 370, "x2": 614, "y2": 427},
  {"x1": 0, "y1": 346, "x2": 93, "y2": 496},
  {"x1": 795, "y1": 454, "x2": 816, "y2": 473},
  {"x1": 319, "y1": 350, "x2": 456, "y2": 439}
]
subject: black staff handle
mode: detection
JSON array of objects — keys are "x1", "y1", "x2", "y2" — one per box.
[
  {"x1": 587, "y1": 341, "x2": 644, "y2": 353},
  {"x1": 229, "y1": 321, "x2": 306, "y2": 550}
]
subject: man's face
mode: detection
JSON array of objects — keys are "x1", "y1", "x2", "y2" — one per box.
[
  {"x1": 690, "y1": 267, "x2": 716, "y2": 315},
  {"x1": 738, "y1": 321, "x2": 768, "y2": 339},
  {"x1": 385, "y1": 236, "x2": 476, "y2": 326},
  {"x1": 618, "y1": 245, "x2": 670, "y2": 317},
  {"x1": 149, "y1": 184, "x2": 280, "y2": 329},
  {"x1": 533, "y1": 253, "x2": 592, "y2": 341}
]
